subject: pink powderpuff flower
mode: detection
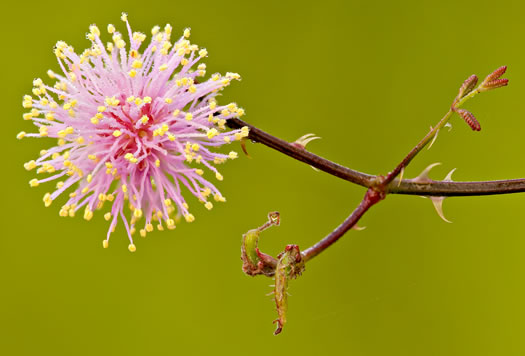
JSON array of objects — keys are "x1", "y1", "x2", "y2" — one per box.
[{"x1": 18, "y1": 13, "x2": 249, "y2": 252}]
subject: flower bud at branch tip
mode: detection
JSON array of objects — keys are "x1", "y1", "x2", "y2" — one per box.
[
  {"x1": 457, "y1": 74, "x2": 478, "y2": 99},
  {"x1": 480, "y1": 66, "x2": 508, "y2": 91},
  {"x1": 456, "y1": 109, "x2": 481, "y2": 131}
]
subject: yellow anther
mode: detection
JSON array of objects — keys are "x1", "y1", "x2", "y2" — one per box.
[
  {"x1": 188, "y1": 85, "x2": 197, "y2": 94},
  {"x1": 185, "y1": 113, "x2": 193, "y2": 121},
  {"x1": 183, "y1": 28, "x2": 191, "y2": 38},
  {"x1": 24, "y1": 160, "x2": 37, "y2": 171},
  {"x1": 132, "y1": 60, "x2": 143, "y2": 69},
  {"x1": 215, "y1": 172, "x2": 223, "y2": 181},
  {"x1": 151, "y1": 25, "x2": 160, "y2": 35},
  {"x1": 107, "y1": 194, "x2": 114, "y2": 202},
  {"x1": 172, "y1": 109, "x2": 180, "y2": 117},
  {"x1": 134, "y1": 209, "x2": 143, "y2": 218},
  {"x1": 104, "y1": 212, "x2": 112, "y2": 221},
  {"x1": 128, "y1": 70, "x2": 137, "y2": 78},
  {"x1": 127, "y1": 96, "x2": 135, "y2": 103},
  {"x1": 140, "y1": 229, "x2": 147, "y2": 237},
  {"x1": 107, "y1": 24, "x2": 115, "y2": 33},
  {"x1": 39, "y1": 126, "x2": 49, "y2": 137},
  {"x1": 134, "y1": 97, "x2": 143, "y2": 106},
  {"x1": 81, "y1": 187, "x2": 89, "y2": 194},
  {"x1": 122, "y1": 184, "x2": 128, "y2": 193},
  {"x1": 146, "y1": 223, "x2": 154, "y2": 232},
  {"x1": 112, "y1": 130, "x2": 122, "y2": 137},
  {"x1": 184, "y1": 214, "x2": 195, "y2": 223},
  {"x1": 29, "y1": 179, "x2": 39, "y2": 187},
  {"x1": 84, "y1": 208, "x2": 93, "y2": 221},
  {"x1": 214, "y1": 194, "x2": 226, "y2": 202},
  {"x1": 45, "y1": 112, "x2": 54, "y2": 121},
  {"x1": 204, "y1": 202, "x2": 213, "y2": 210},
  {"x1": 86, "y1": 174, "x2": 93, "y2": 183},
  {"x1": 206, "y1": 128, "x2": 219, "y2": 139},
  {"x1": 198, "y1": 48, "x2": 207, "y2": 57},
  {"x1": 201, "y1": 187, "x2": 212, "y2": 198},
  {"x1": 128, "y1": 244, "x2": 136, "y2": 252},
  {"x1": 143, "y1": 96, "x2": 152, "y2": 104},
  {"x1": 228, "y1": 151, "x2": 238, "y2": 159},
  {"x1": 16, "y1": 131, "x2": 26, "y2": 140},
  {"x1": 43, "y1": 192, "x2": 52, "y2": 207},
  {"x1": 23, "y1": 113, "x2": 33, "y2": 120},
  {"x1": 191, "y1": 143, "x2": 200, "y2": 151},
  {"x1": 58, "y1": 139, "x2": 66, "y2": 146},
  {"x1": 102, "y1": 240, "x2": 109, "y2": 248},
  {"x1": 121, "y1": 12, "x2": 128, "y2": 22},
  {"x1": 140, "y1": 115, "x2": 149, "y2": 124},
  {"x1": 155, "y1": 159, "x2": 160, "y2": 167},
  {"x1": 89, "y1": 25, "x2": 100, "y2": 37},
  {"x1": 180, "y1": 58, "x2": 189, "y2": 66},
  {"x1": 105, "y1": 162, "x2": 113, "y2": 169},
  {"x1": 98, "y1": 193, "x2": 106, "y2": 201},
  {"x1": 159, "y1": 64, "x2": 168, "y2": 71},
  {"x1": 77, "y1": 136, "x2": 85, "y2": 144}
]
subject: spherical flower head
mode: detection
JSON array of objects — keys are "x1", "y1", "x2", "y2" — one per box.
[{"x1": 19, "y1": 14, "x2": 249, "y2": 251}]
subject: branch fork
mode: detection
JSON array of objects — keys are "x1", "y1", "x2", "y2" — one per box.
[{"x1": 235, "y1": 66, "x2": 513, "y2": 334}]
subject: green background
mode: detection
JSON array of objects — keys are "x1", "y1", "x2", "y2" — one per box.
[{"x1": 4, "y1": 0, "x2": 525, "y2": 355}]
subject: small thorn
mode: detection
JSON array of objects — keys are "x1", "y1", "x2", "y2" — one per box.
[
  {"x1": 427, "y1": 128, "x2": 440, "y2": 150},
  {"x1": 397, "y1": 167, "x2": 405, "y2": 187},
  {"x1": 412, "y1": 162, "x2": 441, "y2": 183},
  {"x1": 430, "y1": 197, "x2": 452, "y2": 223},
  {"x1": 444, "y1": 168, "x2": 456, "y2": 182},
  {"x1": 352, "y1": 225, "x2": 366, "y2": 231},
  {"x1": 444, "y1": 122, "x2": 453, "y2": 132},
  {"x1": 292, "y1": 133, "x2": 321, "y2": 149}
]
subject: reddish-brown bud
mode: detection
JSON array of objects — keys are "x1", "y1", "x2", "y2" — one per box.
[
  {"x1": 482, "y1": 78, "x2": 509, "y2": 90},
  {"x1": 457, "y1": 74, "x2": 478, "y2": 99},
  {"x1": 456, "y1": 109, "x2": 481, "y2": 131},
  {"x1": 483, "y1": 65, "x2": 507, "y2": 83}
]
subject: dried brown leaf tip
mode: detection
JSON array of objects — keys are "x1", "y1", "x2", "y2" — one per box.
[
  {"x1": 480, "y1": 65, "x2": 508, "y2": 91},
  {"x1": 455, "y1": 109, "x2": 481, "y2": 131},
  {"x1": 273, "y1": 244, "x2": 305, "y2": 335}
]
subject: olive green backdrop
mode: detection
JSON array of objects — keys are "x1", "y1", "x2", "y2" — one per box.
[{"x1": 3, "y1": 0, "x2": 525, "y2": 355}]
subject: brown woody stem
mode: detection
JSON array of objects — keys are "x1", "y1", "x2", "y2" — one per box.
[{"x1": 227, "y1": 118, "x2": 525, "y2": 197}]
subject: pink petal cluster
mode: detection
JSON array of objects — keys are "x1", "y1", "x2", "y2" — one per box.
[{"x1": 18, "y1": 14, "x2": 248, "y2": 251}]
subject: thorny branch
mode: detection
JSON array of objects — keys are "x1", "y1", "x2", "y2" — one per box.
[{"x1": 235, "y1": 66, "x2": 515, "y2": 335}]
